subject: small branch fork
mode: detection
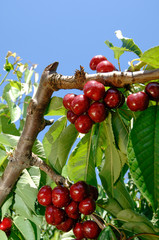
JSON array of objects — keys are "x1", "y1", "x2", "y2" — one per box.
[{"x1": 0, "y1": 62, "x2": 159, "y2": 208}]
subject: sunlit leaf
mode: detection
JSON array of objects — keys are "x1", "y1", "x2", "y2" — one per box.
[
  {"x1": 45, "y1": 96, "x2": 66, "y2": 116},
  {"x1": 140, "y1": 46, "x2": 159, "y2": 68}
]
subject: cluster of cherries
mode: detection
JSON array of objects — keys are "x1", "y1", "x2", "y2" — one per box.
[
  {"x1": 37, "y1": 181, "x2": 101, "y2": 239},
  {"x1": 0, "y1": 217, "x2": 12, "y2": 235}
]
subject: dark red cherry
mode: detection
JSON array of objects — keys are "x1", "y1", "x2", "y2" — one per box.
[
  {"x1": 89, "y1": 185, "x2": 98, "y2": 201},
  {"x1": 45, "y1": 205, "x2": 66, "y2": 225},
  {"x1": 75, "y1": 114, "x2": 93, "y2": 133},
  {"x1": 88, "y1": 102, "x2": 108, "y2": 123},
  {"x1": 70, "y1": 181, "x2": 89, "y2": 202},
  {"x1": 79, "y1": 197, "x2": 96, "y2": 215},
  {"x1": 63, "y1": 93, "x2": 76, "y2": 110},
  {"x1": 127, "y1": 91, "x2": 149, "y2": 111},
  {"x1": 96, "y1": 60, "x2": 116, "y2": 73},
  {"x1": 90, "y1": 55, "x2": 107, "y2": 70},
  {"x1": 73, "y1": 222, "x2": 85, "y2": 239},
  {"x1": 83, "y1": 80, "x2": 105, "y2": 101},
  {"x1": 104, "y1": 88, "x2": 122, "y2": 108},
  {"x1": 56, "y1": 217, "x2": 75, "y2": 232},
  {"x1": 65, "y1": 201, "x2": 80, "y2": 219},
  {"x1": 67, "y1": 110, "x2": 78, "y2": 124},
  {"x1": 71, "y1": 95, "x2": 90, "y2": 115},
  {"x1": 0, "y1": 218, "x2": 12, "y2": 232},
  {"x1": 145, "y1": 82, "x2": 159, "y2": 101},
  {"x1": 52, "y1": 185, "x2": 70, "y2": 208},
  {"x1": 37, "y1": 185, "x2": 52, "y2": 206},
  {"x1": 83, "y1": 220, "x2": 101, "y2": 239}
]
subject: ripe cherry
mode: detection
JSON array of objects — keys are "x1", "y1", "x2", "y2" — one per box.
[
  {"x1": 71, "y1": 95, "x2": 90, "y2": 115},
  {"x1": 89, "y1": 185, "x2": 98, "y2": 201},
  {"x1": 37, "y1": 185, "x2": 52, "y2": 206},
  {"x1": 83, "y1": 80, "x2": 105, "y2": 101},
  {"x1": 127, "y1": 91, "x2": 149, "y2": 111},
  {"x1": 0, "y1": 218, "x2": 12, "y2": 232},
  {"x1": 79, "y1": 197, "x2": 96, "y2": 215},
  {"x1": 65, "y1": 200, "x2": 80, "y2": 220},
  {"x1": 145, "y1": 82, "x2": 159, "y2": 101},
  {"x1": 88, "y1": 102, "x2": 108, "y2": 123},
  {"x1": 96, "y1": 60, "x2": 116, "y2": 73},
  {"x1": 75, "y1": 114, "x2": 93, "y2": 133},
  {"x1": 104, "y1": 88, "x2": 122, "y2": 108},
  {"x1": 63, "y1": 93, "x2": 76, "y2": 110},
  {"x1": 89, "y1": 55, "x2": 107, "y2": 70},
  {"x1": 56, "y1": 217, "x2": 75, "y2": 232},
  {"x1": 70, "y1": 181, "x2": 89, "y2": 202},
  {"x1": 83, "y1": 220, "x2": 101, "y2": 239},
  {"x1": 45, "y1": 205, "x2": 66, "y2": 225},
  {"x1": 67, "y1": 110, "x2": 78, "y2": 124},
  {"x1": 52, "y1": 185, "x2": 70, "y2": 208},
  {"x1": 73, "y1": 222, "x2": 85, "y2": 239}
]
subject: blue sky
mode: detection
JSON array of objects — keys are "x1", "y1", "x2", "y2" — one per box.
[{"x1": 0, "y1": 0, "x2": 159, "y2": 140}]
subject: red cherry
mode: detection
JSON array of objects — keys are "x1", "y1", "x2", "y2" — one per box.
[
  {"x1": 65, "y1": 201, "x2": 80, "y2": 219},
  {"x1": 71, "y1": 95, "x2": 90, "y2": 115},
  {"x1": 73, "y1": 222, "x2": 85, "y2": 239},
  {"x1": 70, "y1": 181, "x2": 89, "y2": 202},
  {"x1": 83, "y1": 80, "x2": 105, "y2": 101},
  {"x1": 88, "y1": 102, "x2": 108, "y2": 123},
  {"x1": 75, "y1": 114, "x2": 93, "y2": 133},
  {"x1": 79, "y1": 197, "x2": 96, "y2": 215},
  {"x1": 96, "y1": 60, "x2": 116, "y2": 73},
  {"x1": 45, "y1": 205, "x2": 66, "y2": 225},
  {"x1": 145, "y1": 82, "x2": 159, "y2": 101},
  {"x1": 37, "y1": 185, "x2": 52, "y2": 206},
  {"x1": 127, "y1": 91, "x2": 149, "y2": 111},
  {"x1": 0, "y1": 217, "x2": 12, "y2": 232},
  {"x1": 52, "y1": 185, "x2": 70, "y2": 208},
  {"x1": 67, "y1": 110, "x2": 78, "y2": 124},
  {"x1": 56, "y1": 217, "x2": 75, "y2": 232},
  {"x1": 89, "y1": 55, "x2": 107, "y2": 70},
  {"x1": 104, "y1": 88, "x2": 122, "y2": 108},
  {"x1": 83, "y1": 220, "x2": 101, "y2": 239},
  {"x1": 89, "y1": 185, "x2": 98, "y2": 201},
  {"x1": 63, "y1": 93, "x2": 76, "y2": 110}
]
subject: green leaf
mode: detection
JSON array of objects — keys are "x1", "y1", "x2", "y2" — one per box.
[
  {"x1": 99, "y1": 226, "x2": 117, "y2": 240},
  {"x1": 32, "y1": 139, "x2": 46, "y2": 159},
  {"x1": 14, "y1": 216, "x2": 36, "y2": 240},
  {"x1": 115, "y1": 30, "x2": 142, "y2": 57},
  {"x1": 3, "y1": 59, "x2": 14, "y2": 72},
  {"x1": 97, "y1": 198, "x2": 123, "y2": 217},
  {"x1": 43, "y1": 117, "x2": 78, "y2": 174},
  {"x1": 0, "y1": 116, "x2": 20, "y2": 136},
  {"x1": 129, "y1": 106, "x2": 159, "y2": 210},
  {"x1": 99, "y1": 114, "x2": 123, "y2": 196},
  {"x1": 23, "y1": 68, "x2": 34, "y2": 94},
  {"x1": 67, "y1": 127, "x2": 97, "y2": 186},
  {"x1": 1, "y1": 196, "x2": 13, "y2": 219},
  {"x1": 0, "y1": 133, "x2": 19, "y2": 147},
  {"x1": 140, "y1": 46, "x2": 159, "y2": 68},
  {"x1": 45, "y1": 96, "x2": 67, "y2": 116},
  {"x1": 105, "y1": 40, "x2": 128, "y2": 60},
  {"x1": 0, "y1": 149, "x2": 7, "y2": 166},
  {"x1": 0, "y1": 230, "x2": 8, "y2": 240}
]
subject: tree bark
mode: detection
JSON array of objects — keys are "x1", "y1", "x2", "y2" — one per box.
[{"x1": 0, "y1": 63, "x2": 159, "y2": 206}]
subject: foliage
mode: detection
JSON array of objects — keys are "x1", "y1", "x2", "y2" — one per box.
[{"x1": 0, "y1": 31, "x2": 159, "y2": 239}]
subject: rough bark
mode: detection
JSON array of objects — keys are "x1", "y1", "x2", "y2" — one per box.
[{"x1": 0, "y1": 63, "x2": 159, "y2": 206}]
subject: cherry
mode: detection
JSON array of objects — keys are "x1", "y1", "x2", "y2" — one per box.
[
  {"x1": 79, "y1": 197, "x2": 96, "y2": 215},
  {"x1": 71, "y1": 95, "x2": 90, "y2": 115},
  {"x1": 89, "y1": 185, "x2": 98, "y2": 201},
  {"x1": 65, "y1": 200, "x2": 79, "y2": 215},
  {"x1": 145, "y1": 82, "x2": 159, "y2": 101},
  {"x1": 52, "y1": 185, "x2": 70, "y2": 208},
  {"x1": 63, "y1": 93, "x2": 76, "y2": 110},
  {"x1": 37, "y1": 185, "x2": 52, "y2": 206},
  {"x1": 45, "y1": 205, "x2": 66, "y2": 225},
  {"x1": 104, "y1": 88, "x2": 122, "y2": 108},
  {"x1": 73, "y1": 222, "x2": 85, "y2": 239},
  {"x1": 67, "y1": 110, "x2": 78, "y2": 124},
  {"x1": 56, "y1": 217, "x2": 75, "y2": 232},
  {"x1": 96, "y1": 60, "x2": 116, "y2": 73},
  {"x1": 118, "y1": 92, "x2": 125, "y2": 108},
  {"x1": 83, "y1": 220, "x2": 101, "y2": 239},
  {"x1": 83, "y1": 80, "x2": 105, "y2": 101},
  {"x1": 0, "y1": 217, "x2": 12, "y2": 232},
  {"x1": 75, "y1": 114, "x2": 93, "y2": 133},
  {"x1": 88, "y1": 102, "x2": 108, "y2": 123},
  {"x1": 89, "y1": 55, "x2": 107, "y2": 70},
  {"x1": 127, "y1": 91, "x2": 149, "y2": 111},
  {"x1": 70, "y1": 181, "x2": 89, "y2": 202}
]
